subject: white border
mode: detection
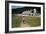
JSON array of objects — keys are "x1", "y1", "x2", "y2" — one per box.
[{"x1": 9, "y1": 3, "x2": 43, "y2": 31}]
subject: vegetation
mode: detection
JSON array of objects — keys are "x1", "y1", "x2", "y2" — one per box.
[
  {"x1": 12, "y1": 7, "x2": 41, "y2": 14},
  {"x1": 12, "y1": 14, "x2": 22, "y2": 28},
  {"x1": 25, "y1": 16, "x2": 41, "y2": 27},
  {"x1": 12, "y1": 14, "x2": 41, "y2": 28}
]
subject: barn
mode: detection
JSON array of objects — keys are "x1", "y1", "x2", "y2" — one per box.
[{"x1": 12, "y1": 7, "x2": 41, "y2": 16}]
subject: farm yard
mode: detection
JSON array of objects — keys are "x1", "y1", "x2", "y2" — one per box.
[{"x1": 12, "y1": 14, "x2": 41, "y2": 28}]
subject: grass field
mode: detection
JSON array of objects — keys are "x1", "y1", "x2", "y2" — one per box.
[
  {"x1": 25, "y1": 16, "x2": 41, "y2": 27},
  {"x1": 12, "y1": 14, "x2": 41, "y2": 28},
  {"x1": 12, "y1": 14, "x2": 22, "y2": 28}
]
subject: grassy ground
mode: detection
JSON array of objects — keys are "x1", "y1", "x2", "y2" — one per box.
[
  {"x1": 25, "y1": 16, "x2": 41, "y2": 27},
  {"x1": 12, "y1": 14, "x2": 22, "y2": 28},
  {"x1": 12, "y1": 14, "x2": 41, "y2": 28}
]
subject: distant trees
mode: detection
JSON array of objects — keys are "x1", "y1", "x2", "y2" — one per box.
[{"x1": 12, "y1": 7, "x2": 41, "y2": 14}]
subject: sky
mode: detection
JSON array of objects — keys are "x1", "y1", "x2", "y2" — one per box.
[{"x1": 12, "y1": 6, "x2": 24, "y2": 9}]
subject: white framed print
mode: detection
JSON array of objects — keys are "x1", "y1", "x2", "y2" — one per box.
[{"x1": 5, "y1": 1, "x2": 45, "y2": 33}]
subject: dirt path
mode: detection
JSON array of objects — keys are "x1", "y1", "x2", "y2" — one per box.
[
  {"x1": 20, "y1": 16, "x2": 31, "y2": 27},
  {"x1": 20, "y1": 22, "x2": 30, "y2": 27}
]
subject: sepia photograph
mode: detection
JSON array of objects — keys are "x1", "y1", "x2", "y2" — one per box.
[{"x1": 12, "y1": 6, "x2": 41, "y2": 28}]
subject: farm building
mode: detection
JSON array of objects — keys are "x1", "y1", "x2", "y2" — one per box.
[{"x1": 12, "y1": 7, "x2": 41, "y2": 16}]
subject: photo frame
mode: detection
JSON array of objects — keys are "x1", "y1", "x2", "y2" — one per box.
[{"x1": 5, "y1": 1, "x2": 45, "y2": 33}]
